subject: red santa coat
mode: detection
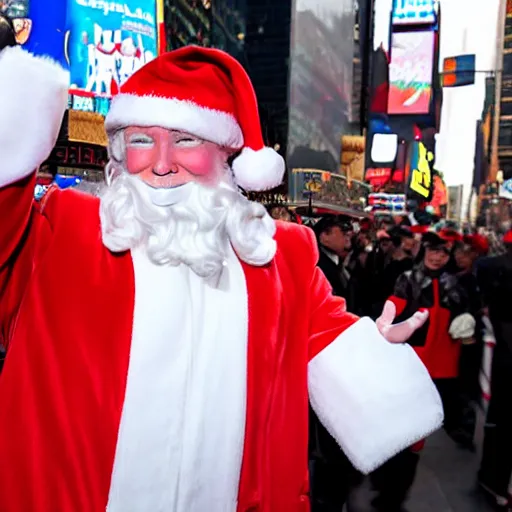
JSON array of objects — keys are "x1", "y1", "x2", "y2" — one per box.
[
  {"x1": 0, "y1": 47, "x2": 443, "y2": 512},
  {"x1": 0, "y1": 173, "x2": 445, "y2": 512},
  {"x1": 2, "y1": 174, "x2": 324, "y2": 511}
]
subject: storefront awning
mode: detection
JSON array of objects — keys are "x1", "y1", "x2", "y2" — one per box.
[{"x1": 67, "y1": 109, "x2": 108, "y2": 147}]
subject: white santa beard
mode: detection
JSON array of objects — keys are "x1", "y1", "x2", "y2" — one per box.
[{"x1": 99, "y1": 170, "x2": 277, "y2": 279}]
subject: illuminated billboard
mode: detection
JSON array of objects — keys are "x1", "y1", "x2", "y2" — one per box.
[
  {"x1": 65, "y1": 0, "x2": 160, "y2": 96},
  {"x1": 387, "y1": 31, "x2": 434, "y2": 115},
  {"x1": 1, "y1": 0, "x2": 164, "y2": 103},
  {"x1": 392, "y1": 0, "x2": 437, "y2": 26}
]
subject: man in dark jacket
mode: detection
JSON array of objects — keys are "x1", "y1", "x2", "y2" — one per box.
[
  {"x1": 314, "y1": 215, "x2": 353, "y2": 298},
  {"x1": 453, "y1": 234, "x2": 488, "y2": 449},
  {"x1": 369, "y1": 226, "x2": 416, "y2": 319},
  {"x1": 309, "y1": 215, "x2": 361, "y2": 511},
  {"x1": 477, "y1": 231, "x2": 512, "y2": 508}
]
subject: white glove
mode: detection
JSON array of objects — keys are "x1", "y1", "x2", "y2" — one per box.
[
  {"x1": 448, "y1": 313, "x2": 476, "y2": 339},
  {"x1": 376, "y1": 300, "x2": 429, "y2": 344}
]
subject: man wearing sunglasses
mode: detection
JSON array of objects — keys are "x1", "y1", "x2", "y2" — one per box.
[{"x1": 368, "y1": 229, "x2": 475, "y2": 512}]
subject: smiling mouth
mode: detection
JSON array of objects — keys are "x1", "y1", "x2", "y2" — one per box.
[
  {"x1": 152, "y1": 169, "x2": 177, "y2": 177},
  {"x1": 146, "y1": 182, "x2": 186, "y2": 190}
]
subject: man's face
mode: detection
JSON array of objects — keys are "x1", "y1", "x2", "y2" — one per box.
[
  {"x1": 379, "y1": 238, "x2": 393, "y2": 254},
  {"x1": 357, "y1": 232, "x2": 370, "y2": 248},
  {"x1": 401, "y1": 237, "x2": 416, "y2": 256},
  {"x1": 320, "y1": 226, "x2": 347, "y2": 256},
  {"x1": 123, "y1": 126, "x2": 229, "y2": 189},
  {"x1": 270, "y1": 206, "x2": 293, "y2": 222},
  {"x1": 454, "y1": 248, "x2": 475, "y2": 271},
  {"x1": 424, "y1": 246, "x2": 450, "y2": 271},
  {"x1": 344, "y1": 231, "x2": 353, "y2": 252}
]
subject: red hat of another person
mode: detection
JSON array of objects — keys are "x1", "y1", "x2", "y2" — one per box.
[
  {"x1": 503, "y1": 230, "x2": 512, "y2": 244},
  {"x1": 462, "y1": 234, "x2": 489, "y2": 256},
  {"x1": 105, "y1": 46, "x2": 285, "y2": 192},
  {"x1": 437, "y1": 228, "x2": 463, "y2": 244},
  {"x1": 410, "y1": 225, "x2": 430, "y2": 235}
]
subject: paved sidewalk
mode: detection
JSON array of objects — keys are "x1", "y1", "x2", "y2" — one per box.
[{"x1": 347, "y1": 428, "x2": 495, "y2": 512}]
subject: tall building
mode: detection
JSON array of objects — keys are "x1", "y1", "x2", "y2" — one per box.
[
  {"x1": 243, "y1": 0, "x2": 292, "y2": 154},
  {"x1": 165, "y1": 0, "x2": 212, "y2": 48},
  {"x1": 287, "y1": 0, "x2": 356, "y2": 171},
  {"x1": 164, "y1": 0, "x2": 358, "y2": 198},
  {"x1": 351, "y1": 11, "x2": 362, "y2": 133},
  {"x1": 212, "y1": 0, "x2": 247, "y2": 61}
]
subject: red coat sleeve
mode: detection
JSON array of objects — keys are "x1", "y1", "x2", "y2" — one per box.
[
  {"x1": 0, "y1": 174, "x2": 36, "y2": 269},
  {"x1": 0, "y1": 46, "x2": 69, "y2": 348},
  {"x1": 0, "y1": 174, "x2": 44, "y2": 349}
]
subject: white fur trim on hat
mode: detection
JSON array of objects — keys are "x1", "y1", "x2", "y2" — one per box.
[
  {"x1": 0, "y1": 47, "x2": 69, "y2": 188},
  {"x1": 105, "y1": 94, "x2": 244, "y2": 149},
  {"x1": 232, "y1": 147, "x2": 285, "y2": 191}
]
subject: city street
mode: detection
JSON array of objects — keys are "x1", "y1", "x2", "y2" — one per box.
[{"x1": 348, "y1": 426, "x2": 495, "y2": 512}]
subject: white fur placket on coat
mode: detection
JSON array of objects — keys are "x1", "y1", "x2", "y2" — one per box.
[{"x1": 107, "y1": 245, "x2": 248, "y2": 512}]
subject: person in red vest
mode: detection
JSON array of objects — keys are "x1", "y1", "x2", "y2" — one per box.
[
  {"x1": 390, "y1": 229, "x2": 474, "y2": 431},
  {"x1": 368, "y1": 229, "x2": 475, "y2": 512},
  {"x1": 0, "y1": 37, "x2": 442, "y2": 512}
]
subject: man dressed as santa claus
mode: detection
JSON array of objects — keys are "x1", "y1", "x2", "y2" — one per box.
[{"x1": 0, "y1": 28, "x2": 443, "y2": 512}]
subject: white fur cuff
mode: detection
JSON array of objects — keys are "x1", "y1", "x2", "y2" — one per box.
[
  {"x1": 105, "y1": 94, "x2": 244, "y2": 149},
  {"x1": 308, "y1": 317, "x2": 444, "y2": 474},
  {"x1": 0, "y1": 47, "x2": 69, "y2": 188}
]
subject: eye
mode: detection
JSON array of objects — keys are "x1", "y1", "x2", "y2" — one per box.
[
  {"x1": 128, "y1": 134, "x2": 154, "y2": 147},
  {"x1": 175, "y1": 136, "x2": 202, "y2": 148}
]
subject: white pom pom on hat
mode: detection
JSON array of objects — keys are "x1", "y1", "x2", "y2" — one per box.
[
  {"x1": 231, "y1": 147, "x2": 285, "y2": 191},
  {"x1": 105, "y1": 46, "x2": 285, "y2": 192}
]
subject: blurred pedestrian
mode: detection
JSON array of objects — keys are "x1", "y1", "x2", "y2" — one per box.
[
  {"x1": 309, "y1": 216, "x2": 362, "y2": 511},
  {"x1": 477, "y1": 230, "x2": 512, "y2": 509},
  {"x1": 452, "y1": 234, "x2": 489, "y2": 449}
]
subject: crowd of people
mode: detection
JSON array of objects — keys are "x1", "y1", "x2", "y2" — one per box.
[{"x1": 269, "y1": 205, "x2": 512, "y2": 511}]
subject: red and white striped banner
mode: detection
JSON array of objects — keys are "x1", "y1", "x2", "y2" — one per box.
[{"x1": 479, "y1": 316, "x2": 496, "y2": 408}]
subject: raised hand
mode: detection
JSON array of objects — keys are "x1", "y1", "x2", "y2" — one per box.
[
  {"x1": 376, "y1": 300, "x2": 429, "y2": 344},
  {"x1": 0, "y1": 13, "x2": 17, "y2": 51}
]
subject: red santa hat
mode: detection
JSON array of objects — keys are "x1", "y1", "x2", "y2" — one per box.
[
  {"x1": 503, "y1": 229, "x2": 512, "y2": 245},
  {"x1": 105, "y1": 46, "x2": 285, "y2": 192}
]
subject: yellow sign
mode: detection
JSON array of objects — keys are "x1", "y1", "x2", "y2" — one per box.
[
  {"x1": 409, "y1": 142, "x2": 433, "y2": 199},
  {"x1": 340, "y1": 135, "x2": 365, "y2": 181}
]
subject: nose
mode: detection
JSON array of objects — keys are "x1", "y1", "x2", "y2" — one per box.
[{"x1": 152, "y1": 162, "x2": 179, "y2": 177}]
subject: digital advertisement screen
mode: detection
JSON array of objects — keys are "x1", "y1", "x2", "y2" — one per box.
[
  {"x1": 387, "y1": 31, "x2": 435, "y2": 115},
  {"x1": 66, "y1": 0, "x2": 159, "y2": 96},
  {"x1": 392, "y1": 0, "x2": 437, "y2": 26}
]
